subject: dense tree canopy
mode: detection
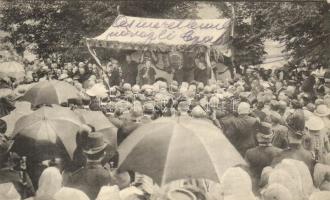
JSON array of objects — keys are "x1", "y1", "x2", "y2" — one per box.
[
  {"x1": 0, "y1": 0, "x2": 197, "y2": 61},
  {"x1": 262, "y1": 2, "x2": 330, "y2": 67}
]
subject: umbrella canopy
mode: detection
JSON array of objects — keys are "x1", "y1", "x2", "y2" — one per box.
[
  {"x1": 74, "y1": 109, "x2": 118, "y2": 148},
  {"x1": 11, "y1": 105, "x2": 83, "y2": 160},
  {"x1": 20, "y1": 80, "x2": 81, "y2": 106},
  {"x1": 0, "y1": 61, "x2": 25, "y2": 80},
  {"x1": 1, "y1": 101, "x2": 32, "y2": 137},
  {"x1": 118, "y1": 117, "x2": 245, "y2": 186}
]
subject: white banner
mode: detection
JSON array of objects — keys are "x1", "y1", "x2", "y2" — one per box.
[{"x1": 92, "y1": 15, "x2": 231, "y2": 47}]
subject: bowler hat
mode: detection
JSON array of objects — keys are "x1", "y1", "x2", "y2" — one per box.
[
  {"x1": 286, "y1": 110, "x2": 305, "y2": 132},
  {"x1": 143, "y1": 101, "x2": 154, "y2": 113},
  {"x1": 258, "y1": 122, "x2": 274, "y2": 139},
  {"x1": 83, "y1": 132, "x2": 107, "y2": 155}
]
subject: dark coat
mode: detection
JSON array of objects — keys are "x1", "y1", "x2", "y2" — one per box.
[
  {"x1": 122, "y1": 61, "x2": 138, "y2": 85},
  {"x1": 173, "y1": 67, "x2": 184, "y2": 84},
  {"x1": 271, "y1": 124, "x2": 289, "y2": 149},
  {"x1": 221, "y1": 114, "x2": 259, "y2": 156},
  {"x1": 109, "y1": 68, "x2": 122, "y2": 86},
  {"x1": 117, "y1": 121, "x2": 139, "y2": 145},
  {"x1": 271, "y1": 144, "x2": 315, "y2": 174},
  {"x1": 71, "y1": 145, "x2": 119, "y2": 172},
  {"x1": 139, "y1": 66, "x2": 156, "y2": 85},
  {"x1": 0, "y1": 97, "x2": 15, "y2": 118},
  {"x1": 65, "y1": 161, "x2": 113, "y2": 200},
  {"x1": 0, "y1": 168, "x2": 35, "y2": 199},
  {"x1": 194, "y1": 67, "x2": 209, "y2": 85},
  {"x1": 245, "y1": 145, "x2": 282, "y2": 178}
]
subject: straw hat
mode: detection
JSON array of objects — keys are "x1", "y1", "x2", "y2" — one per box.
[
  {"x1": 314, "y1": 104, "x2": 330, "y2": 117},
  {"x1": 191, "y1": 105, "x2": 207, "y2": 118},
  {"x1": 167, "y1": 188, "x2": 197, "y2": 200},
  {"x1": 306, "y1": 116, "x2": 324, "y2": 131},
  {"x1": 237, "y1": 102, "x2": 250, "y2": 115}
]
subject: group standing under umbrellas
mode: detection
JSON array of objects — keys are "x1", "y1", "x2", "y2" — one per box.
[{"x1": 1, "y1": 56, "x2": 330, "y2": 200}]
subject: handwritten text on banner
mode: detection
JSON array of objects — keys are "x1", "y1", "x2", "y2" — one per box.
[{"x1": 94, "y1": 15, "x2": 231, "y2": 46}]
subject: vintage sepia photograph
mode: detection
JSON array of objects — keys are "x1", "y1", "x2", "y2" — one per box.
[{"x1": 0, "y1": 0, "x2": 330, "y2": 199}]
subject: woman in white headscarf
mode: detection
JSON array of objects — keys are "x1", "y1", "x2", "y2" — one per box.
[
  {"x1": 54, "y1": 187, "x2": 89, "y2": 200},
  {"x1": 35, "y1": 167, "x2": 62, "y2": 199}
]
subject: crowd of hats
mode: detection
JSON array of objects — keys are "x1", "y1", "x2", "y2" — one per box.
[{"x1": 2, "y1": 56, "x2": 330, "y2": 200}]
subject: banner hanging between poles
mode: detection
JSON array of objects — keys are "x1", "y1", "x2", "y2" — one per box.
[{"x1": 86, "y1": 15, "x2": 232, "y2": 52}]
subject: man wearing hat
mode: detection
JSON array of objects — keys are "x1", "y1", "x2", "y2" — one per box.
[
  {"x1": 138, "y1": 56, "x2": 156, "y2": 85},
  {"x1": 221, "y1": 102, "x2": 259, "y2": 156},
  {"x1": 305, "y1": 116, "x2": 330, "y2": 163},
  {"x1": 270, "y1": 111, "x2": 289, "y2": 149},
  {"x1": 141, "y1": 101, "x2": 155, "y2": 123},
  {"x1": 108, "y1": 59, "x2": 122, "y2": 86},
  {"x1": 323, "y1": 71, "x2": 330, "y2": 94},
  {"x1": 177, "y1": 99, "x2": 190, "y2": 117},
  {"x1": 271, "y1": 111, "x2": 315, "y2": 174},
  {"x1": 314, "y1": 104, "x2": 330, "y2": 134},
  {"x1": 118, "y1": 106, "x2": 141, "y2": 138},
  {"x1": 77, "y1": 62, "x2": 91, "y2": 84},
  {"x1": 65, "y1": 132, "x2": 114, "y2": 199},
  {"x1": 245, "y1": 122, "x2": 282, "y2": 179},
  {"x1": 122, "y1": 54, "x2": 139, "y2": 85}
]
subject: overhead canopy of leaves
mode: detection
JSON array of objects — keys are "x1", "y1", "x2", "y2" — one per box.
[
  {"x1": 213, "y1": 2, "x2": 268, "y2": 67},
  {"x1": 261, "y1": 2, "x2": 330, "y2": 67},
  {"x1": 0, "y1": 0, "x2": 197, "y2": 62}
]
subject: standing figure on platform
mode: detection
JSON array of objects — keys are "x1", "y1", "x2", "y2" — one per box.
[{"x1": 138, "y1": 56, "x2": 156, "y2": 85}]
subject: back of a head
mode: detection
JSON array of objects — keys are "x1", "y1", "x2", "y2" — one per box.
[
  {"x1": 220, "y1": 167, "x2": 252, "y2": 196},
  {"x1": 309, "y1": 191, "x2": 330, "y2": 200},
  {"x1": 261, "y1": 183, "x2": 293, "y2": 200},
  {"x1": 237, "y1": 102, "x2": 250, "y2": 115},
  {"x1": 54, "y1": 187, "x2": 90, "y2": 200},
  {"x1": 37, "y1": 167, "x2": 63, "y2": 198}
]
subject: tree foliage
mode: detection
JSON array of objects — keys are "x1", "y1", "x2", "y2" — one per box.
[
  {"x1": 214, "y1": 3, "x2": 268, "y2": 67},
  {"x1": 0, "y1": 0, "x2": 197, "y2": 62},
  {"x1": 261, "y1": 2, "x2": 330, "y2": 67},
  {"x1": 215, "y1": 2, "x2": 330, "y2": 68}
]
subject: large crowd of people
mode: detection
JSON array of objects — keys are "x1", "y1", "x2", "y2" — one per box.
[{"x1": 1, "y1": 52, "x2": 330, "y2": 200}]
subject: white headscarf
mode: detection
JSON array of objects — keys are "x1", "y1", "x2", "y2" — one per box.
[
  {"x1": 0, "y1": 183, "x2": 20, "y2": 200},
  {"x1": 54, "y1": 187, "x2": 90, "y2": 200},
  {"x1": 220, "y1": 167, "x2": 252, "y2": 197},
  {"x1": 36, "y1": 167, "x2": 62, "y2": 198}
]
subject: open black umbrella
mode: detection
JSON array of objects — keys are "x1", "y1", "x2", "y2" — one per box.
[{"x1": 118, "y1": 117, "x2": 246, "y2": 186}]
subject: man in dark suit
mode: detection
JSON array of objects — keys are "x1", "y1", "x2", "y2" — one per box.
[
  {"x1": 221, "y1": 102, "x2": 259, "y2": 156},
  {"x1": 271, "y1": 111, "x2": 315, "y2": 174},
  {"x1": 65, "y1": 132, "x2": 114, "y2": 199},
  {"x1": 122, "y1": 55, "x2": 138, "y2": 85},
  {"x1": 245, "y1": 122, "x2": 282, "y2": 179}
]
